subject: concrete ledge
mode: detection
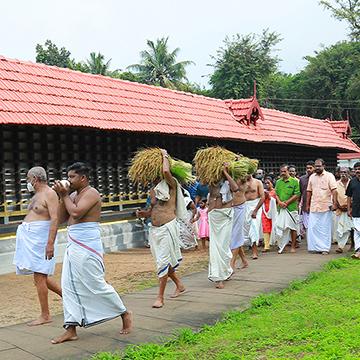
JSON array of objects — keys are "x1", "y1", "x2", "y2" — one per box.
[{"x1": 0, "y1": 220, "x2": 147, "y2": 275}]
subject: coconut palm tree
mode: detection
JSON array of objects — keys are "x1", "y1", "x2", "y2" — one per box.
[
  {"x1": 128, "y1": 37, "x2": 194, "y2": 88},
  {"x1": 86, "y1": 52, "x2": 112, "y2": 75}
]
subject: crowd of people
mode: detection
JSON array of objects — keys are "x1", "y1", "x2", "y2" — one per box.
[{"x1": 10, "y1": 153, "x2": 360, "y2": 345}]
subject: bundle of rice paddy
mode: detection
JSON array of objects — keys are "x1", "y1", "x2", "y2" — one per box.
[
  {"x1": 128, "y1": 147, "x2": 195, "y2": 185},
  {"x1": 194, "y1": 146, "x2": 238, "y2": 185},
  {"x1": 239, "y1": 157, "x2": 259, "y2": 175}
]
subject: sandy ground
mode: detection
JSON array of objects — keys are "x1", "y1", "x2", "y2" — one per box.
[{"x1": 0, "y1": 248, "x2": 209, "y2": 327}]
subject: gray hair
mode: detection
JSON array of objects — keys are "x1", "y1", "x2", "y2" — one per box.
[{"x1": 28, "y1": 167, "x2": 47, "y2": 182}]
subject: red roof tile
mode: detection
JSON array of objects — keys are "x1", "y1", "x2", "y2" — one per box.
[
  {"x1": 325, "y1": 120, "x2": 352, "y2": 137},
  {"x1": 338, "y1": 152, "x2": 360, "y2": 160},
  {"x1": 0, "y1": 55, "x2": 358, "y2": 152}
]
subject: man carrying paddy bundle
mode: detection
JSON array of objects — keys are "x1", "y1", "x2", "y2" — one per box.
[
  {"x1": 134, "y1": 149, "x2": 188, "y2": 308},
  {"x1": 13, "y1": 166, "x2": 62, "y2": 326},
  {"x1": 223, "y1": 164, "x2": 248, "y2": 270},
  {"x1": 51, "y1": 162, "x2": 132, "y2": 344},
  {"x1": 243, "y1": 173, "x2": 265, "y2": 259}
]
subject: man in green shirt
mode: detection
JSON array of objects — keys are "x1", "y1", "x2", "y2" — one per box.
[{"x1": 274, "y1": 164, "x2": 300, "y2": 253}]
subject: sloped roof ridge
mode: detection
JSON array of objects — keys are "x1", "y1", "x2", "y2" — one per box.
[
  {"x1": 263, "y1": 107, "x2": 329, "y2": 123},
  {"x1": 0, "y1": 55, "x2": 222, "y2": 104}
]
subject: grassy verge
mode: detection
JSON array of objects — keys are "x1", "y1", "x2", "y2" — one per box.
[{"x1": 93, "y1": 257, "x2": 360, "y2": 360}]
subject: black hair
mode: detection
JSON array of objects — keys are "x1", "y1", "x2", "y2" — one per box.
[
  {"x1": 67, "y1": 162, "x2": 91, "y2": 179},
  {"x1": 353, "y1": 162, "x2": 360, "y2": 169},
  {"x1": 288, "y1": 164, "x2": 296, "y2": 170},
  {"x1": 306, "y1": 160, "x2": 315, "y2": 166},
  {"x1": 315, "y1": 158, "x2": 325, "y2": 165},
  {"x1": 280, "y1": 164, "x2": 288, "y2": 170}
]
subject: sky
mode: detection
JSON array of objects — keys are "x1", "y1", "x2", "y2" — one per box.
[{"x1": 0, "y1": 0, "x2": 349, "y2": 87}]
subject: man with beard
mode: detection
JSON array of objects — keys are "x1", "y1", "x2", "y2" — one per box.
[
  {"x1": 306, "y1": 159, "x2": 337, "y2": 254},
  {"x1": 13, "y1": 166, "x2": 62, "y2": 326},
  {"x1": 335, "y1": 167, "x2": 352, "y2": 253},
  {"x1": 299, "y1": 161, "x2": 315, "y2": 237},
  {"x1": 51, "y1": 162, "x2": 132, "y2": 344},
  {"x1": 346, "y1": 162, "x2": 360, "y2": 259}
]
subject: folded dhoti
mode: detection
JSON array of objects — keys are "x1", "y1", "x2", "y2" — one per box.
[
  {"x1": 353, "y1": 217, "x2": 360, "y2": 251},
  {"x1": 149, "y1": 218, "x2": 182, "y2": 277},
  {"x1": 307, "y1": 211, "x2": 333, "y2": 252},
  {"x1": 62, "y1": 222, "x2": 126, "y2": 328},
  {"x1": 230, "y1": 203, "x2": 246, "y2": 250},
  {"x1": 13, "y1": 220, "x2": 56, "y2": 275},
  {"x1": 273, "y1": 208, "x2": 299, "y2": 253},
  {"x1": 208, "y1": 208, "x2": 233, "y2": 282},
  {"x1": 336, "y1": 212, "x2": 353, "y2": 249},
  {"x1": 243, "y1": 198, "x2": 262, "y2": 246},
  {"x1": 178, "y1": 210, "x2": 198, "y2": 250}
]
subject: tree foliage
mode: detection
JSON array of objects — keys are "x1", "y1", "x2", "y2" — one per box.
[
  {"x1": 320, "y1": 0, "x2": 360, "y2": 39},
  {"x1": 209, "y1": 29, "x2": 282, "y2": 99},
  {"x1": 35, "y1": 40, "x2": 71, "y2": 68},
  {"x1": 128, "y1": 37, "x2": 194, "y2": 89}
]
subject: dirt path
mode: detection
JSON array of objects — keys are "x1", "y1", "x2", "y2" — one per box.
[{"x1": 0, "y1": 248, "x2": 208, "y2": 327}]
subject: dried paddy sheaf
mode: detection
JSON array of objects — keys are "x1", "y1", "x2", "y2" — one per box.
[{"x1": 128, "y1": 147, "x2": 195, "y2": 186}]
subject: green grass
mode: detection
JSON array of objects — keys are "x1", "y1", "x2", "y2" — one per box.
[{"x1": 92, "y1": 257, "x2": 360, "y2": 360}]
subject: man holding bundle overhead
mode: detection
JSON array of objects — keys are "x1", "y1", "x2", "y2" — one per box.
[{"x1": 132, "y1": 148, "x2": 191, "y2": 308}]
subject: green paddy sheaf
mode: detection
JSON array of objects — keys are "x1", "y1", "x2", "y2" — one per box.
[{"x1": 92, "y1": 257, "x2": 360, "y2": 360}]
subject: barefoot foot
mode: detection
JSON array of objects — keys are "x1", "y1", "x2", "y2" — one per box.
[
  {"x1": 152, "y1": 298, "x2": 164, "y2": 308},
  {"x1": 120, "y1": 310, "x2": 133, "y2": 335},
  {"x1": 215, "y1": 281, "x2": 224, "y2": 289},
  {"x1": 170, "y1": 286, "x2": 186, "y2": 298},
  {"x1": 51, "y1": 330, "x2": 78, "y2": 344},
  {"x1": 290, "y1": 248, "x2": 296, "y2": 253},
  {"x1": 27, "y1": 316, "x2": 52, "y2": 327}
]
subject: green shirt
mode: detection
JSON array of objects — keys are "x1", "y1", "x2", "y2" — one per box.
[{"x1": 275, "y1": 177, "x2": 300, "y2": 212}]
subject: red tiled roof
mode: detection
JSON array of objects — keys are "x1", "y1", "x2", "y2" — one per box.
[
  {"x1": 338, "y1": 152, "x2": 360, "y2": 160},
  {"x1": 325, "y1": 120, "x2": 351, "y2": 137},
  {"x1": 0, "y1": 55, "x2": 358, "y2": 152}
]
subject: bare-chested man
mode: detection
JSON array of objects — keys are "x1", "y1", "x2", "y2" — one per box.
[
  {"x1": 13, "y1": 166, "x2": 62, "y2": 326},
  {"x1": 51, "y1": 162, "x2": 132, "y2": 344},
  {"x1": 207, "y1": 166, "x2": 234, "y2": 289},
  {"x1": 223, "y1": 166, "x2": 248, "y2": 270},
  {"x1": 244, "y1": 175, "x2": 265, "y2": 259},
  {"x1": 136, "y1": 150, "x2": 186, "y2": 308}
]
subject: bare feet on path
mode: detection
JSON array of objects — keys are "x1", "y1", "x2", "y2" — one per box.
[
  {"x1": 170, "y1": 286, "x2": 186, "y2": 298},
  {"x1": 237, "y1": 261, "x2": 249, "y2": 270},
  {"x1": 290, "y1": 248, "x2": 296, "y2": 253},
  {"x1": 252, "y1": 255, "x2": 258, "y2": 260},
  {"x1": 152, "y1": 297, "x2": 164, "y2": 308},
  {"x1": 51, "y1": 329, "x2": 78, "y2": 345},
  {"x1": 215, "y1": 281, "x2": 224, "y2": 289},
  {"x1": 120, "y1": 310, "x2": 133, "y2": 335},
  {"x1": 27, "y1": 316, "x2": 52, "y2": 326}
]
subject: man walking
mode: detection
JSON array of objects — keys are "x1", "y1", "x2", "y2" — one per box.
[
  {"x1": 335, "y1": 167, "x2": 352, "y2": 253},
  {"x1": 346, "y1": 162, "x2": 360, "y2": 259},
  {"x1": 13, "y1": 166, "x2": 62, "y2": 326},
  {"x1": 52, "y1": 162, "x2": 132, "y2": 344},
  {"x1": 306, "y1": 159, "x2": 337, "y2": 254},
  {"x1": 273, "y1": 165, "x2": 300, "y2": 253},
  {"x1": 299, "y1": 161, "x2": 315, "y2": 238}
]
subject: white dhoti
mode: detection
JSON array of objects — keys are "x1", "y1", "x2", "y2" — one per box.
[
  {"x1": 178, "y1": 210, "x2": 198, "y2": 250},
  {"x1": 307, "y1": 211, "x2": 333, "y2": 252},
  {"x1": 352, "y1": 218, "x2": 360, "y2": 252},
  {"x1": 243, "y1": 198, "x2": 262, "y2": 246},
  {"x1": 336, "y1": 212, "x2": 353, "y2": 249},
  {"x1": 230, "y1": 203, "x2": 246, "y2": 250},
  {"x1": 149, "y1": 218, "x2": 182, "y2": 277},
  {"x1": 13, "y1": 220, "x2": 56, "y2": 275},
  {"x1": 273, "y1": 209, "x2": 299, "y2": 253},
  {"x1": 300, "y1": 211, "x2": 309, "y2": 236},
  {"x1": 208, "y1": 208, "x2": 233, "y2": 282},
  {"x1": 62, "y1": 222, "x2": 126, "y2": 328}
]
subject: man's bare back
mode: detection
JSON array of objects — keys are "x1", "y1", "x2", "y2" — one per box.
[
  {"x1": 232, "y1": 179, "x2": 247, "y2": 206},
  {"x1": 208, "y1": 184, "x2": 232, "y2": 212}
]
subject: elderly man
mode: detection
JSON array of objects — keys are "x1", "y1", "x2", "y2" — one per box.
[
  {"x1": 334, "y1": 167, "x2": 352, "y2": 253},
  {"x1": 13, "y1": 166, "x2": 62, "y2": 326},
  {"x1": 306, "y1": 159, "x2": 337, "y2": 254},
  {"x1": 273, "y1": 165, "x2": 300, "y2": 253},
  {"x1": 52, "y1": 162, "x2": 132, "y2": 344},
  {"x1": 299, "y1": 161, "x2": 315, "y2": 237},
  {"x1": 136, "y1": 150, "x2": 186, "y2": 307},
  {"x1": 346, "y1": 162, "x2": 360, "y2": 259}
]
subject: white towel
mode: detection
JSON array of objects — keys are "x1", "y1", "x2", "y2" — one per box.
[
  {"x1": 208, "y1": 207, "x2": 234, "y2": 282},
  {"x1": 13, "y1": 220, "x2": 56, "y2": 275},
  {"x1": 62, "y1": 222, "x2": 126, "y2": 328},
  {"x1": 220, "y1": 181, "x2": 233, "y2": 204}
]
